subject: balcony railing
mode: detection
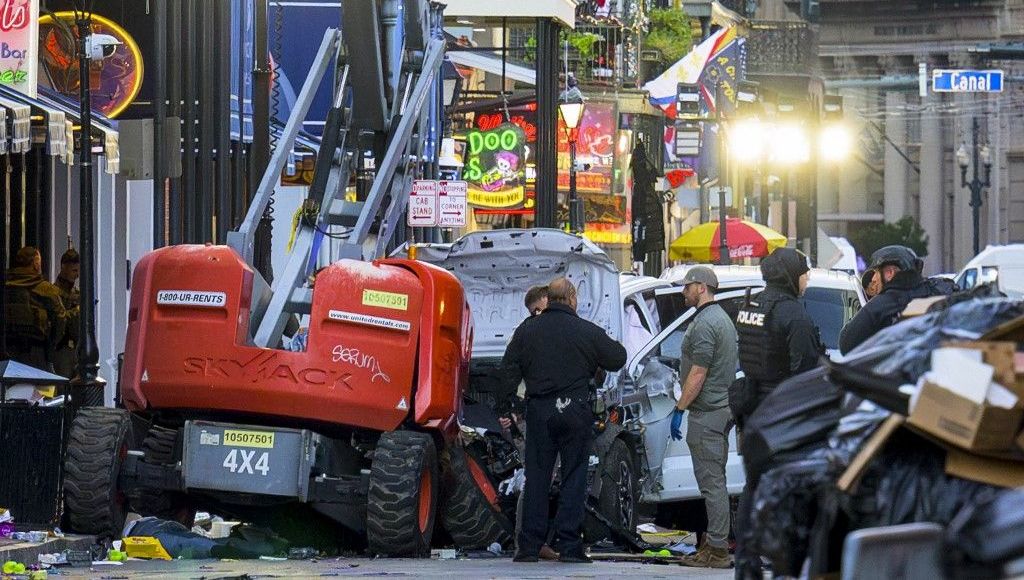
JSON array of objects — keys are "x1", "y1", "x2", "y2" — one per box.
[
  {"x1": 745, "y1": 20, "x2": 818, "y2": 75},
  {"x1": 565, "y1": 24, "x2": 643, "y2": 88}
]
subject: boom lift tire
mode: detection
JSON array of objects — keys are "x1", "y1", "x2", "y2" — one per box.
[
  {"x1": 367, "y1": 431, "x2": 439, "y2": 557},
  {"x1": 583, "y1": 439, "x2": 638, "y2": 543},
  {"x1": 63, "y1": 407, "x2": 135, "y2": 538},
  {"x1": 130, "y1": 425, "x2": 195, "y2": 526},
  {"x1": 440, "y1": 444, "x2": 514, "y2": 550}
]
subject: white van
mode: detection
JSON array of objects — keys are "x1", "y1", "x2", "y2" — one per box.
[{"x1": 955, "y1": 245, "x2": 1024, "y2": 298}]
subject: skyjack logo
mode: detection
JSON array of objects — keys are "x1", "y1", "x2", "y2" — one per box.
[{"x1": 183, "y1": 351, "x2": 353, "y2": 390}]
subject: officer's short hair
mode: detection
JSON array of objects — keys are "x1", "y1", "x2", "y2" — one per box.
[
  {"x1": 524, "y1": 285, "x2": 548, "y2": 310},
  {"x1": 547, "y1": 278, "x2": 577, "y2": 305},
  {"x1": 61, "y1": 248, "x2": 80, "y2": 265},
  {"x1": 13, "y1": 246, "x2": 39, "y2": 267}
]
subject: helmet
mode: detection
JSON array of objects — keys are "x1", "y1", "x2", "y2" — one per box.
[{"x1": 869, "y1": 245, "x2": 918, "y2": 272}]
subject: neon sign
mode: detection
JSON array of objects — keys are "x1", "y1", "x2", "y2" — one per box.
[
  {"x1": 0, "y1": 0, "x2": 37, "y2": 97},
  {"x1": 38, "y1": 12, "x2": 143, "y2": 118},
  {"x1": 464, "y1": 123, "x2": 528, "y2": 209}
]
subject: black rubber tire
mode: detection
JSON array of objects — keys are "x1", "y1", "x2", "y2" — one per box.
[
  {"x1": 440, "y1": 444, "x2": 514, "y2": 550},
  {"x1": 129, "y1": 425, "x2": 195, "y2": 526},
  {"x1": 63, "y1": 407, "x2": 134, "y2": 539},
  {"x1": 366, "y1": 431, "x2": 439, "y2": 557},
  {"x1": 583, "y1": 439, "x2": 639, "y2": 543}
]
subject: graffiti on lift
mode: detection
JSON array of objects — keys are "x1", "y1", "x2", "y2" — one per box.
[{"x1": 332, "y1": 344, "x2": 391, "y2": 384}]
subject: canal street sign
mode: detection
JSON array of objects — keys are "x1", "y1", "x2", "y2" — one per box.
[{"x1": 932, "y1": 69, "x2": 1004, "y2": 93}]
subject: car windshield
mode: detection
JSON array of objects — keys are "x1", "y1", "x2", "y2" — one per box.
[{"x1": 799, "y1": 287, "x2": 849, "y2": 351}]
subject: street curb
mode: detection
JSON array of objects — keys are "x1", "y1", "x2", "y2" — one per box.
[{"x1": 0, "y1": 535, "x2": 96, "y2": 565}]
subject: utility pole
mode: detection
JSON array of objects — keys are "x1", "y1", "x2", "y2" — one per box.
[{"x1": 74, "y1": 7, "x2": 106, "y2": 405}]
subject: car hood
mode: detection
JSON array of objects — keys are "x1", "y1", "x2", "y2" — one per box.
[{"x1": 409, "y1": 229, "x2": 622, "y2": 360}]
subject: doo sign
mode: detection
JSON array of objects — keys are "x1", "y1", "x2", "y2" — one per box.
[
  {"x1": 932, "y1": 69, "x2": 1004, "y2": 93},
  {"x1": 407, "y1": 180, "x2": 468, "y2": 227}
]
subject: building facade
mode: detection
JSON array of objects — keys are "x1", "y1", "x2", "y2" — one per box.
[{"x1": 815, "y1": 0, "x2": 1024, "y2": 273}]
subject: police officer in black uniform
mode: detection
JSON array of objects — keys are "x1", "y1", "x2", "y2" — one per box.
[
  {"x1": 501, "y1": 277, "x2": 626, "y2": 564},
  {"x1": 732, "y1": 247, "x2": 823, "y2": 579},
  {"x1": 839, "y1": 245, "x2": 953, "y2": 355}
]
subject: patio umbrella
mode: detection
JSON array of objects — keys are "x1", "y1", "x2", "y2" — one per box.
[{"x1": 670, "y1": 218, "x2": 787, "y2": 262}]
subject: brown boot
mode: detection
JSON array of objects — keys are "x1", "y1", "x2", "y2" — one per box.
[
  {"x1": 539, "y1": 545, "x2": 559, "y2": 561},
  {"x1": 680, "y1": 544, "x2": 732, "y2": 569}
]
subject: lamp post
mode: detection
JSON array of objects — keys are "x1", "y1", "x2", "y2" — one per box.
[
  {"x1": 957, "y1": 117, "x2": 992, "y2": 257},
  {"x1": 559, "y1": 99, "x2": 586, "y2": 233},
  {"x1": 74, "y1": 7, "x2": 106, "y2": 405}
]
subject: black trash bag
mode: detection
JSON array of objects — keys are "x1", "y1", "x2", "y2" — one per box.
[
  {"x1": 743, "y1": 367, "x2": 844, "y2": 475},
  {"x1": 825, "y1": 399, "x2": 891, "y2": 468},
  {"x1": 744, "y1": 455, "x2": 835, "y2": 577},
  {"x1": 828, "y1": 298, "x2": 1024, "y2": 413},
  {"x1": 946, "y1": 488, "x2": 1024, "y2": 579},
  {"x1": 842, "y1": 431, "x2": 1000, "y2": 531}
]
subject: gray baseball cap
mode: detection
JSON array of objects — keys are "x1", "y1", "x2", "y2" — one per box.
[{"x1": 681, "y1": 266, "x2": 718, "y2": 289}]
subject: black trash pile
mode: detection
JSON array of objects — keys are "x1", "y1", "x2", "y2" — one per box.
[{"x1": 740, "y1": 297, "x2": 1024, "y2": 579}]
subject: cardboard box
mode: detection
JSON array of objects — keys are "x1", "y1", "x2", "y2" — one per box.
[
  {"x1": 942, "y1": 341, "x2": 1021, "y2": 400},
  {"x1": 907, "y1": 378, "x2": 1023, "y2": 452},
  {"x1": 901, "y1": 296, "x2": 947, "y2": 318},
  {"x1": 837, "y1": 414, "x2": 905, "y2": 493},
  {"x1": 945, "y1": 448, "x2": 1024, "y2": 488}
]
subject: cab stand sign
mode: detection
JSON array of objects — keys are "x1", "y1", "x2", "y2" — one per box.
[{"x1": 407, "y1": 179, "x2": 467, "y2": 227}]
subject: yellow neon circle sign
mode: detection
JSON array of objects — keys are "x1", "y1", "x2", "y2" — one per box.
[{"x1": 38, "y1": 12, "x2": 144, "y2": 119}]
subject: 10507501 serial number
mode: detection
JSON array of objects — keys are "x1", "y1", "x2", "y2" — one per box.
[{"x1": 223, "y1": 429, "x2": 275, "y2": 448}]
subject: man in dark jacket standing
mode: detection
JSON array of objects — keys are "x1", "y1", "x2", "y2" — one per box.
[
  {"x1": 4, "y1": 246, "x2": 73, "y2": 371},
  {"x1": 839, "y1": 245, "x2": 951, "y2": 354},
  {"x1": 502, "y1": 277, "x2": 627, "y2": 563},
  {"x1": 733, "y1": 247, "x2": 823, "y2": 579}
]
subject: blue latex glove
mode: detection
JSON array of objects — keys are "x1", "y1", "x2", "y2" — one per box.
[{"x1": 670, "y1": 409, "x2": 685, "y2": 441}]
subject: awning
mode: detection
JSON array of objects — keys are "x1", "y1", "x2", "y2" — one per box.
[
  {"x1": 0, "y1": 96, "x2": 31, "y2": 154},
  {"x1": 447, "y1": 50, "x2": 536, "y2": 86},
  {"x1": 442, "y1": 0, "x2": 576, "y2": 27},
  {"x1": 0, "y1": 85, "x2": 120, "y2": 174}
]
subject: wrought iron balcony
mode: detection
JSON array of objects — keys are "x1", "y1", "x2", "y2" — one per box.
[{"x1": 745, "y1": 20, "x2": 818, "y2": 76}]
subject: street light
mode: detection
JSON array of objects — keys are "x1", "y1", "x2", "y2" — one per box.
[
  {"x1": 771, "y1": 122, "x2": 811, "y2": 165},
  {"x1": 559, "y1": 99, "x2": 586, "y2": 233},
  {"x1": 819, "y1": 123, "x2": 852, "y2": 163},
  {"x1": 729, "y1": 118, "x2": 769, "y2": 163},
  {"x1": 958, "y1": 117, "x2": 992, "y2": 256}
]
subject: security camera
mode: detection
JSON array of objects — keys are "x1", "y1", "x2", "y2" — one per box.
[{"x1": 84, "y1": 34, "x2": 121, "y2": 60}]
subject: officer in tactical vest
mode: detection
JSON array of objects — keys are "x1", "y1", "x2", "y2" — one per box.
[
  {"x1": 4, "y1": 246, "x2": 72, "y2": 371},
  {"x1": 732, "y1": 247, "x2": 823, "y2": 580},
  {"x1": 839, "y1": 245, "x2": 952, "y2": 355},
  {"x1": 52, "y1": 248, "x2": 82, "y2": 377}
]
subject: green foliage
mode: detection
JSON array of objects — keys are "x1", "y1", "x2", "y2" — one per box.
[
  {"x1": 645, "y1": 8, "x2": 693, "y2": 67},
  {"x1": 524, "y1": 35, "x2": 537, "y2": 64},
  {"x1": 850, "y1": 216, "x2": 931, "y2": 260},
  {"x1": 564, "y1": 31, "x2": 603, "y2": 60}
]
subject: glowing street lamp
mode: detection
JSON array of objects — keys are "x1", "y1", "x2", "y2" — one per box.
[
  {"x1": 819, "y1": 123, "x2": 852, "y2": 163},
  {"x1": 729, "y1": 118, "x2": 770, "y2": 163},
  {"x1": 771, "y1": 123, "x2": 811, "y2": 165},
  {"x1": 559, "y1": 99, "x2": 586, "y2": 233}
]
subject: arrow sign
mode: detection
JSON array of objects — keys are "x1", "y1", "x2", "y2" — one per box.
[
  {"x1": 437, "y1": 180, "x2": 468, "y2": 227},
  {"x1": 408, "y1": 180, "x2": 438, "y2": 227}
]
